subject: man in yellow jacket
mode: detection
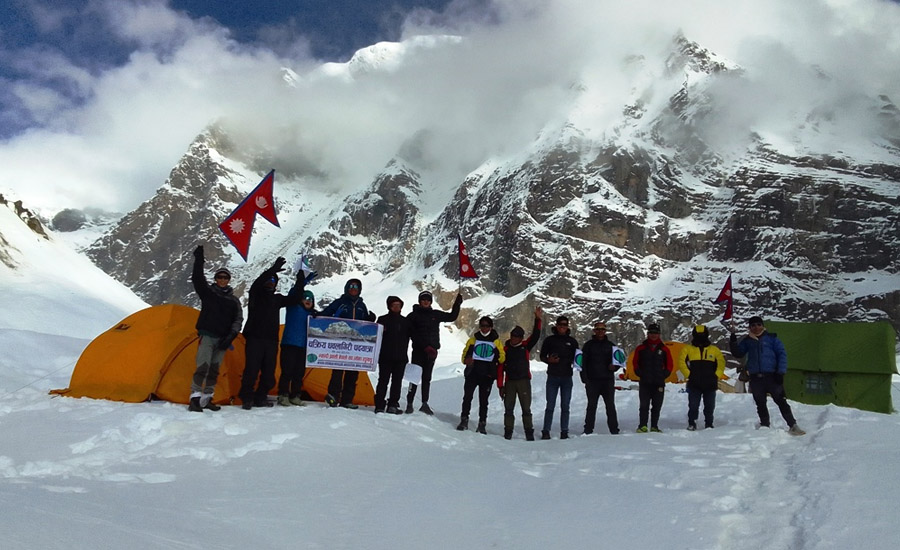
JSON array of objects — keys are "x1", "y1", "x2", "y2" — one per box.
[{"x1": 677, "y1": 325, "x2": 725, "y2": 430}]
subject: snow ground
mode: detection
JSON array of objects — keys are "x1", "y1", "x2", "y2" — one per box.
[{"x1": 2, "y1": 328, "x2": 900, "y2": 549}]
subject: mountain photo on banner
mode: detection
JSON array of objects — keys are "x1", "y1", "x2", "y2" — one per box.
[{"x1": 219, "y1": 170, "x2": 280, "y2": 261}]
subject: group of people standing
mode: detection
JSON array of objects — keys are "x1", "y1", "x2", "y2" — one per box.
[{"x1": 188, "y1": 249, "x2": 804, "y2": 438}]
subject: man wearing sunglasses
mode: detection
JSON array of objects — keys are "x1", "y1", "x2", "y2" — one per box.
[
  {"x1": 188, "y1": 245, "x2": 243, "y2": 412},
  {"x1": 730, "y1": 316, "x2": 805, "y2": 435}
]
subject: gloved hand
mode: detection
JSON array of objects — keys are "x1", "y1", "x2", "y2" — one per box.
[
  {"x1": 425, "y1": 346, "x2": 438, "y2": 360},
  {"x1": 217, "y1": 330, "x2": 238, "y2": 351},
  {"x1": 193, "y1": 245, "x2": 204, "y2": 262},
  {"x1": 273, "y1": 257, "x2": 287, "y2": 271},
  {"x1": 453, "y1": 294, "x2": 463, "y2": 307},
  {"x1": 774, "y1": 373, "x2": 784, "y2": 385},
  {"x1": 303, "y1": 270, "x2": 318, "y2": 284},
  {"x1": 464, "y1": 356, "x2": 474, "y2": 367},
  {"x1": 367, "y1": 311, "x2": 376, "y2": 322}
]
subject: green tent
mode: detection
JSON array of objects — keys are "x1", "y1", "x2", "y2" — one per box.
[{"x1": 766, "y1": 321, "x2": 898, "y2": 414}]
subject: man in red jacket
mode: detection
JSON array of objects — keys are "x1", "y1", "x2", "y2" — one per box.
[{"x1": 631, "y1": 322, "x2": 673, "y2": 433}]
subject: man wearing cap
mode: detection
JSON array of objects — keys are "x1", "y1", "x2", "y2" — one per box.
[
  {"x1": 539, "y1": 315, "x2": 580, "y2": 439},
  {"x1": 277, "y1": 268, "x2": 318, "y2": 406},
  {"x1": 677, "y1": 325, "x2": 725, "y2": 430},
  {"x1": 320, "y1": 278, "x2": 377, "y2": 408},
  {"x1": 239, "y1": 257, "x2": 301, "y2": 410},
  {"x1": 498, "y1": 306, "x2": 543, "y2": 440},
  {"x1": 580, "y1": 321, "x2": 621, "y2": 435},
  {"x1": 188, "y1": 245, "x2": 243, "y2": 412},
  {"x1": 405, "y1": 289, "x2": 463, "y2": 415},
  {"x1": 375, "y1": 296, "x2": 412, "y2": 414},
  {"x1": 730, "y1": 316, "x2": 805, "y2": 435},
  {"x1": 631, "y1": 322, "x2": 673, "y2": 432}
]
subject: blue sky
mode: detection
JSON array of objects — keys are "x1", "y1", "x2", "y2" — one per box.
[{"x1": 1, "y1": 0, "x2": 899, "y2": 214}]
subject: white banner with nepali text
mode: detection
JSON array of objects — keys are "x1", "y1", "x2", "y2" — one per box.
[{"x1": 306, "y1": 316, "x2": 382, "y2": 372}]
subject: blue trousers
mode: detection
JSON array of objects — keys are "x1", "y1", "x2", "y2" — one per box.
[{"x1": 543, "y1": 374, "x2": 573, "y2": 433}]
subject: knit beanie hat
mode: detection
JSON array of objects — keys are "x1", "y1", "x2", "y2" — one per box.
[
  {"x1": 418, "y1": 290, "x2": 433, "y2": 302},
  {"x1": 510, "y1": 326, "x2": 525, "y2": 338}
]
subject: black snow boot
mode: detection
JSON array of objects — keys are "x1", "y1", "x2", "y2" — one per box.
[
  {"x1": 504, "y1": 428, "x2": 513, "y2": 440},
  {"x1": 541, "y1": 430, "x2": 551, "y2": 440},
  {"x1": 525, "y1": 429, "x2": 535, "y2": 441},
  {"x1": 456, "y1": 416, "x2": 469, "y2": 431},
  {"x1": 476, "y1": 421, "x2": 487, "y2": 434},
  {"x1": 188, "y1": 397, "x2": 203, "y2": 412}
]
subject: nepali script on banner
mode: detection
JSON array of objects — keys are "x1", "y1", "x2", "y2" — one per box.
[{"x1": 306, "y1": 316, "x2": 383, "y2": 372}]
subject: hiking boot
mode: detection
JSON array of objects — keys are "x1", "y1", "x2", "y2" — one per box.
[
  {"x1": 610, "y1": 429, "x2": 620, "y2": 435},
  {"x1": 277, "y1": 394, "x2": 291, "y2": 407},
  {"x1": 650, "y1": 426, "x2": 662, "y2": 433},
  {"x1": 188, "y1": 397, "x2": 203, "y2": 412},
  {"x1": 289, "y1": 395, "x2": 305, "y2": 406},
  {"x1": 419, "y1": 403, "x2": 434, "y2": 415},
  {"x1": 705, "y1": 423, "x2": 714, "y2": 429},
  {"x1": 241, "y1": 401, "x2": 253, "y2": 410},
  {"x1": 374, "y1": 408, "x2": 385, "y2": 414},
  {"x1": 405, "y1": 401, "x2": 414, "y2": 414},
  {"x1": 687, "y1": 422, "x2": 697, "y2": 431},
  {"x1": 255, "y1": 398, "x2": 274, "y2": 408},
  {"x1": 525, "y1": 429, "x2": 535, "y2": 441},
  {"x1": 788, "y1": 424, "x2": 806, "y2": 436},
  {"x1": 476, "y1": 421, "x2": 487, "y2": 434},
  {"x1": 324, "y1": 393, "x2": 338, "y2": 407},
  {"x1": 504, "y1": 428, "x2": 513, "y2": 440},
  {"x1": 386, "y1": 406, "x2": 403, "y2": 415},
  {"x1": 541, "y1": 430, "x2": 551, "y2": 440},
  {"x1": 341, "y1": 403, "x2": 359, "y2": 410},
  {"x1": 636, "y1": 425, "x2": 649, "y2": 433},
  {"x1": 560, "y1": 431, "x2": 569, "y2": 440},
  {"x1": 203, "y1": 401, "x2": 221, "y2": 411},
  {"x1": 583, "y1": 429, "x2": 593, "y2": 436},
  {"x1": 456, "y1": 416, "x2": 469, "y2": 431}
]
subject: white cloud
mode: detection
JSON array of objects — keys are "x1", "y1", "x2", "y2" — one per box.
[{"x1": 1, "y1": 0, "x2": 899, "y2": 215}]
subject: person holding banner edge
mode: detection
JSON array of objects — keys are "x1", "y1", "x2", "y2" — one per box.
[
  {"x1": 579, "y1": 320, "x2": 621, "y2": 435},
  {"x1": 375, "y1": 296, "x2": 412, "y2": 414},
  {"x1": 320, "y1": 278, "x2": 377, "y2": 409}
]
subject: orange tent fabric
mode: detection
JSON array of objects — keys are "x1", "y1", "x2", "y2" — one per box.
[{"x1": 51, "y1": 304, "x2": 374, "y2": 406}]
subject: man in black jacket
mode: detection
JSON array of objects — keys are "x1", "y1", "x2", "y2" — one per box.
[
  {"x1": 404, "y1": 290, "x2": 463, "y2": 415},
  {"x1": 375, "y1": 296, "x2": 412, "y2": 414},
  {"x1": 580, "y1": 321, "x2": 620, "y2": 435},
  {"x1": 238, "y1": 257, "x2": 300, "y2": 409},
  {"x1": 189, "y1": 245, "x2": 243, "y2": 412},
  {"x1": 539, "y1": 316, "x2": 579, "y2": 439},
  {"x1": 498, "y1": 307, "x2": 542, "y2": 440}
]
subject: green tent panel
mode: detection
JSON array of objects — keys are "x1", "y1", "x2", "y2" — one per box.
[{"x1": 767, "y1": 321, "x2": 898, "y2": 414}]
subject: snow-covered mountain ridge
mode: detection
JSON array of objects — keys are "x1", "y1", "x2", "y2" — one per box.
[{"x1": 74, "y1": 33, "x2": 900, "y2": 351}]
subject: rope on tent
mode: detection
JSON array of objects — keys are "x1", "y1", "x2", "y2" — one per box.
[{"x1": 0, "y1": 359, "x2": 76, "y2": 398}]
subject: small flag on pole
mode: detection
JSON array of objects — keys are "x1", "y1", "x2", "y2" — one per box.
[
  {"x1": 713, "y1": 274, "x2": 733, "y2": 322},
  {"x1": 293, "y1": 252, "x2": 314, "y2": 278},
  {"x1": 458, "y1": 234, "x2": 478, "y2": 279},
  {"x1": 219, "y1": 170, "x2": 280, "y2": 261}
]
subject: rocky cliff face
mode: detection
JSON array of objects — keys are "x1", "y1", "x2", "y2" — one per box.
[{"x1": 82, "y1": 35, "x2": 900, "y2": 351}]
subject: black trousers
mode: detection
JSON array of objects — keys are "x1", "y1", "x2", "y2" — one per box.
[
  {"x1": 328, "y1": 369, "x2": 359, "y2": 406},
  {"x1": 584, "y1": 378, "x2": 619, "y2": 434},
  {"x1": 375, "y1": 359, "x2": 406, "y2": 410},
  {"x1": 241, "y1": 338, "x2": 278, "y2": 403},
  {"x1": 460, "y1": 372, "x2": 493, "y2": 423},
  {"x1": 407, "y1": 346, "x2": 437, "y2": 404},
  {"x1": 278, "y1": 345, "x2": 307, "y2": 397},
  {"x1": 750, "y1": 373, "x2": 796, "y2": 427},
  {"x1": 638, "y1": 382, "x2": 665, "y2": 429}
]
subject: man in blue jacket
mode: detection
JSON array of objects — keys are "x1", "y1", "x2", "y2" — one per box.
[
  {"x1": 320, "y1": 278, "x2": 376, "y2": 409},
  {"x1": 730, "y1": 316, "x2": 805, "y2": 435}
]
